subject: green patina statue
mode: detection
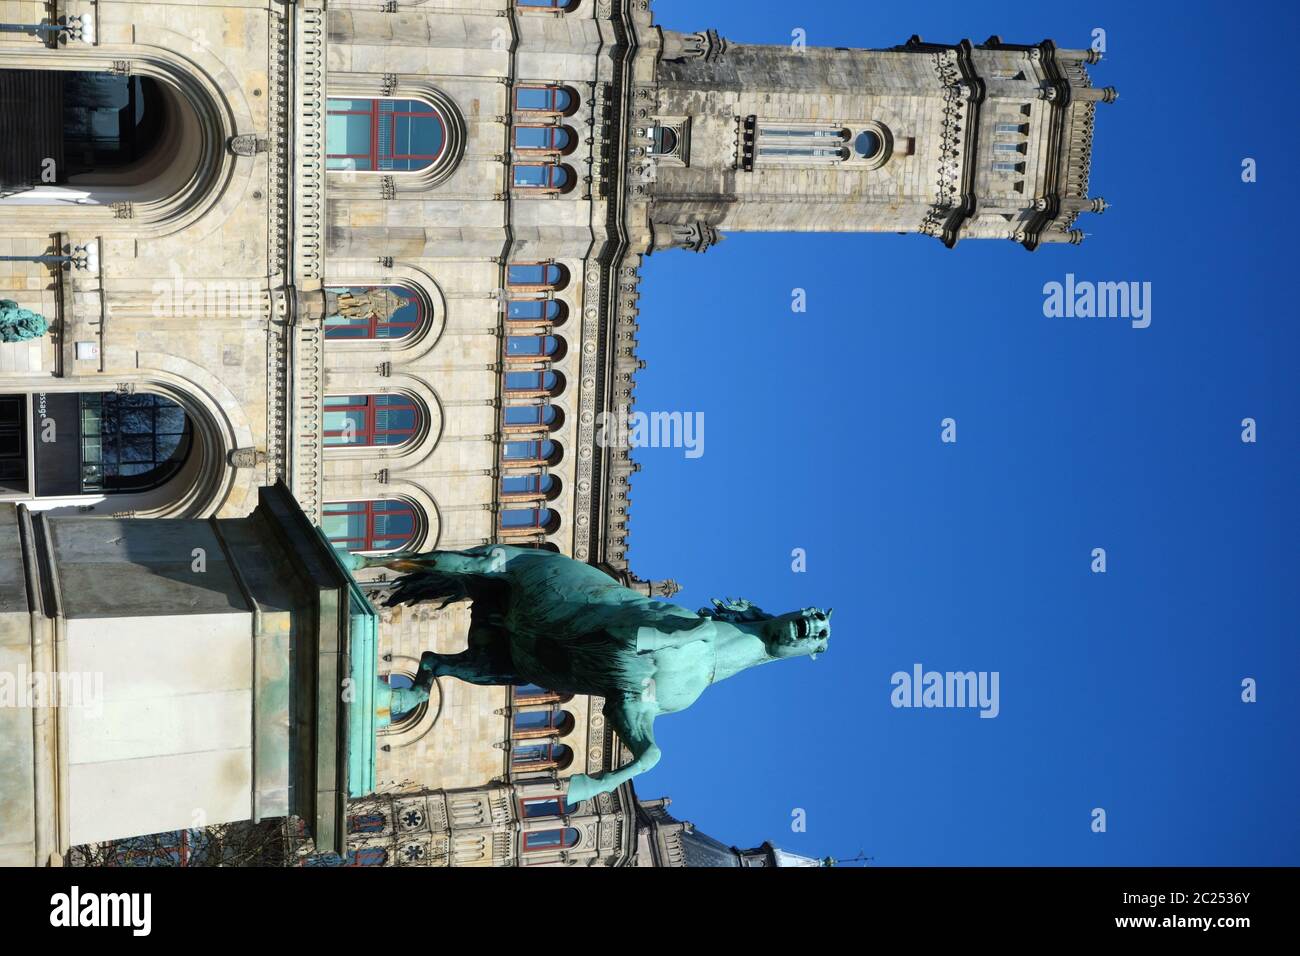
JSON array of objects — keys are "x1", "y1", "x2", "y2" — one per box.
[
  {"x1": 0, "y1": 300, "x2": 50, "y2": 343},
  {"x1": 339, "y1": 545, "x2": 831, "y2": 806}
]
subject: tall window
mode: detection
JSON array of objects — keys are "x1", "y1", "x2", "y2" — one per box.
[
  {"x1": 505, "y1": 371, "x2": 561, "y2": 395},
  {"x1": 513, "y1": 164, "x2": 570, "y2": 190},
  {"x1": 512, "y1": 708, "x2": 572, "y2": 734},
  {"x1": 501, "y1": 508, "x2": 554, "y2": 531},
  {"x1": 506, "y1": 335, "x2": 559, "y2": 358},
  {"x1": 757, "y1": 125, "x2": 849, "y2": 161},
  {"x1": 514, "y1": 126, "x2": 572, "y2": 151},
  {"x1": 514, "y1": 86, "x2": 574, "y2": 114},
  {"x1": 324, "y1": 286, "x2": 423, "y2": 341},
  {"x1": 507, "y1": 263, "x2": 567, "y2": 289},
  {"x1": 326, "y1": 98, "x2": 447, "y2": 172},
  {"x1": 324, "y1": 394, "x2": 420, "y2": 447},
  {"x1": 520, "y1": 797, "x2": 565, "y2": 819},
  {"x1": 501, "y1": 473, "x2": 555, "y2": 497},
  {"x1": 323, "y1": 500, "x2": 418, "y2": 553},
  {"x1": 503, "y1": 405, "x2": 558, "y2": 428},
  {"x1": 507, "y1": 299, "x2": 565, "y2": 323},
  {"x1": 79, "y1": 393, "x2": 193, "y2": 494},
  {"x1": 511, "y1": 742, "x2": 572, "y2": 772},
  {"x1": 503, "y1": 440, "x2": 555, "y2": 463},
  {"x1": 523, "y1": 828, "x2": 579, "y2": 852}
]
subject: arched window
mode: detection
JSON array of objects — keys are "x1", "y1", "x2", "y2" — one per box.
[
  {"x1": 77, "y1": 392, "x2": 193, "y2": 495},
  {"x1": 514, "y1": 86, "x2": 574, "y2": 115},
  {"x1": 518, "y1": 0, "x2": 578, "y2": 9},
  {"x1": 513, "y1": 707, "x2": 574, "y2": 736},
  {"x1": 324, "y1": 394, "x2": 420, "y2": 448},
  {"x1": 503, "y1": 405, "x2": 558, "y2": 428},
  {"x1": 326, "y1": 98, "x2": 447, "y2": 172},
  {"x1": 514, "y1": 126, "x2": 572, "y2": 152},
  {"x1": 505, "y1": 371, "x2": 561, "y2": 396},
  {"x1": 501, "y1": 473, "x2": 556, "y2": 498},
  {"x1": 503, "y1": 440, "x2": 555, "y2": 463},
  {"x1": 651, "y1": 126, "x2": 679, "y2": 156},
  {"x1": 513, "y1": 164, "x2": 570, "y2": 190},
  {"x1": 383, "y1": 673, "x2": 426, "y2": 723},
  {"x1": 323, "y1": 499, "x2": 418, "y2": 553},
  {"x1": 507, "y1": 263, "x2": 568, "y2": 289},
  {"x1": 506, "y1": 336, "x2": 559, "y2": 358},
  {"x1": 506, "y1": 299, "x2": 565, "y2": 323},
  {"x1": 324, "y1": 286, "x2": 423, "y2": 340},
  {"x1": 501, "y1": 508, "x2": 555, "y2": 532},
  {"x1": 523, "y1": 827, "x2": 579, "y2": 852},
  {"x1": 511, "y1": 742, "x2": 573, "y2": 772}
]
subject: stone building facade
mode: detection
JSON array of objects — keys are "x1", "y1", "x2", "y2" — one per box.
[
  {"x1": 329, "y1": 781, "x2": 825, "y2": 867},
  {"x1": 0, "y1": 0, "x2": 1111, "y2": 865}
]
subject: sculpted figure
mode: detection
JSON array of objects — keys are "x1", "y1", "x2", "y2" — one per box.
[{"x1": 340, "y1": 545, "x2": 830, "y2": 805}]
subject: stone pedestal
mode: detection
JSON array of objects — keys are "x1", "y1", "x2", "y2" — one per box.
[{"x1": 0, "y1": 482, "x2": 375, "y2": 865}]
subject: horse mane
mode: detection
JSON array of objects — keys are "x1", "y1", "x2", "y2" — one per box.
[{"x1": 697, "y1": 597, "x2": 773, "y2": 624}]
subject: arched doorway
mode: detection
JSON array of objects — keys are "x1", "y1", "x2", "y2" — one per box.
[
  {"x1": 0, "y1": 388, "x2": 213, "y2": 515},
  {"x1": 0, "y1": 68, "x2": 207, "y2": 207}
]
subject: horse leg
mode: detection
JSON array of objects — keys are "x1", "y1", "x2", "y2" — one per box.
[{"x1": 417, "y1": 649, "x2": 521, "y2": 689}]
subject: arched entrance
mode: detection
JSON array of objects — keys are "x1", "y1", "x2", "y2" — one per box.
[
  {"x1": 0, "y1": 387, "x2": 224, "y2": 517},
  {"x1": 1, "y1": 68, "x2": 203, "y2": 205}
]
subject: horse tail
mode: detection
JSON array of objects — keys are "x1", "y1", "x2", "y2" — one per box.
[{"x1": 381, "y1": 569, "x2": 508, "y2": 611}]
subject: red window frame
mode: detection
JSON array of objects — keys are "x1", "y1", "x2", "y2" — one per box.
[
  {"x1": 513, "y1": 125, "x2": 570, "y2": 151},
  {"x1": 507, "y1": 262, "x2": 566, "y2": 288},
  {"x1": 501, "y1": 508, "x2": 551, "y2": 531},
  {"x1": 511, "y1": 740, "x2": 569, "y2": 770},
  {"x1": 519, "y1": 796, "x2": 565, "y2": 820},
  {"x1": 326, "y1": 98, "x2": 447, "y2": 171},
  {"x1": 514, "y1": 86, "x2": 571, "y2": 113},
  {"x1": 522, "y1": 827, "x2": 578, "y2": 852},
  {"x1": 324, "y1": 394, "x2": 420, "y2": 447},
  {"x1": 513, "y1": 163, "x2": 569, "y2": 189},
  {"x1": 323, "y1": 500, "x2": 418, "y2": 552}
]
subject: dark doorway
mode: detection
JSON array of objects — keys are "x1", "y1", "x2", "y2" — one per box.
[
  {"x1": 0, "y1": 70, "x2": 167, "y2": 194},
  {"x1": 0, "y1": 394, "x2": 29, "y2": 495}
]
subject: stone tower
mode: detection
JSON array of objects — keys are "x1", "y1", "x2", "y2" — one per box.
[{"x1": 639, "y1": 31, "x2": 1114, "y2": 252}]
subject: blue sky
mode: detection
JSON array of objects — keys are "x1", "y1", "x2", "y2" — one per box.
[{"x1": 626, "y1": 0, "x2": 1300, "y2": 865}]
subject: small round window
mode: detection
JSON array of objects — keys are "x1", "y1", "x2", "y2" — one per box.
[{"x1": 854, "y1": 130, "x2": 882, "y2": 159}]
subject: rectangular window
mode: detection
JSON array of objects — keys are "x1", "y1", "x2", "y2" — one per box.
[{"x1": 520, "y1": 797, "x2": 564, "y2": 819}]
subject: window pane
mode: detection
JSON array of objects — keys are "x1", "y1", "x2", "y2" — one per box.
[
  {"x1": 504, "y1": 405, "x2": 544, "y2": 426},
  {"x1": 508, "y1": 300, "x2": 546, "y2": 321},
  {"x1": 514, "y1": 165, "x2": 548, "y2": 187},
  {"x1": 508, "y1": 264, "x2": 548, "y2": 285},
  {"x1": 515, "y1": 127, "x2": 552, "y2": 150},
  {"x1": 516, "y1": 88, "x2": 552, "y2": 110}
]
